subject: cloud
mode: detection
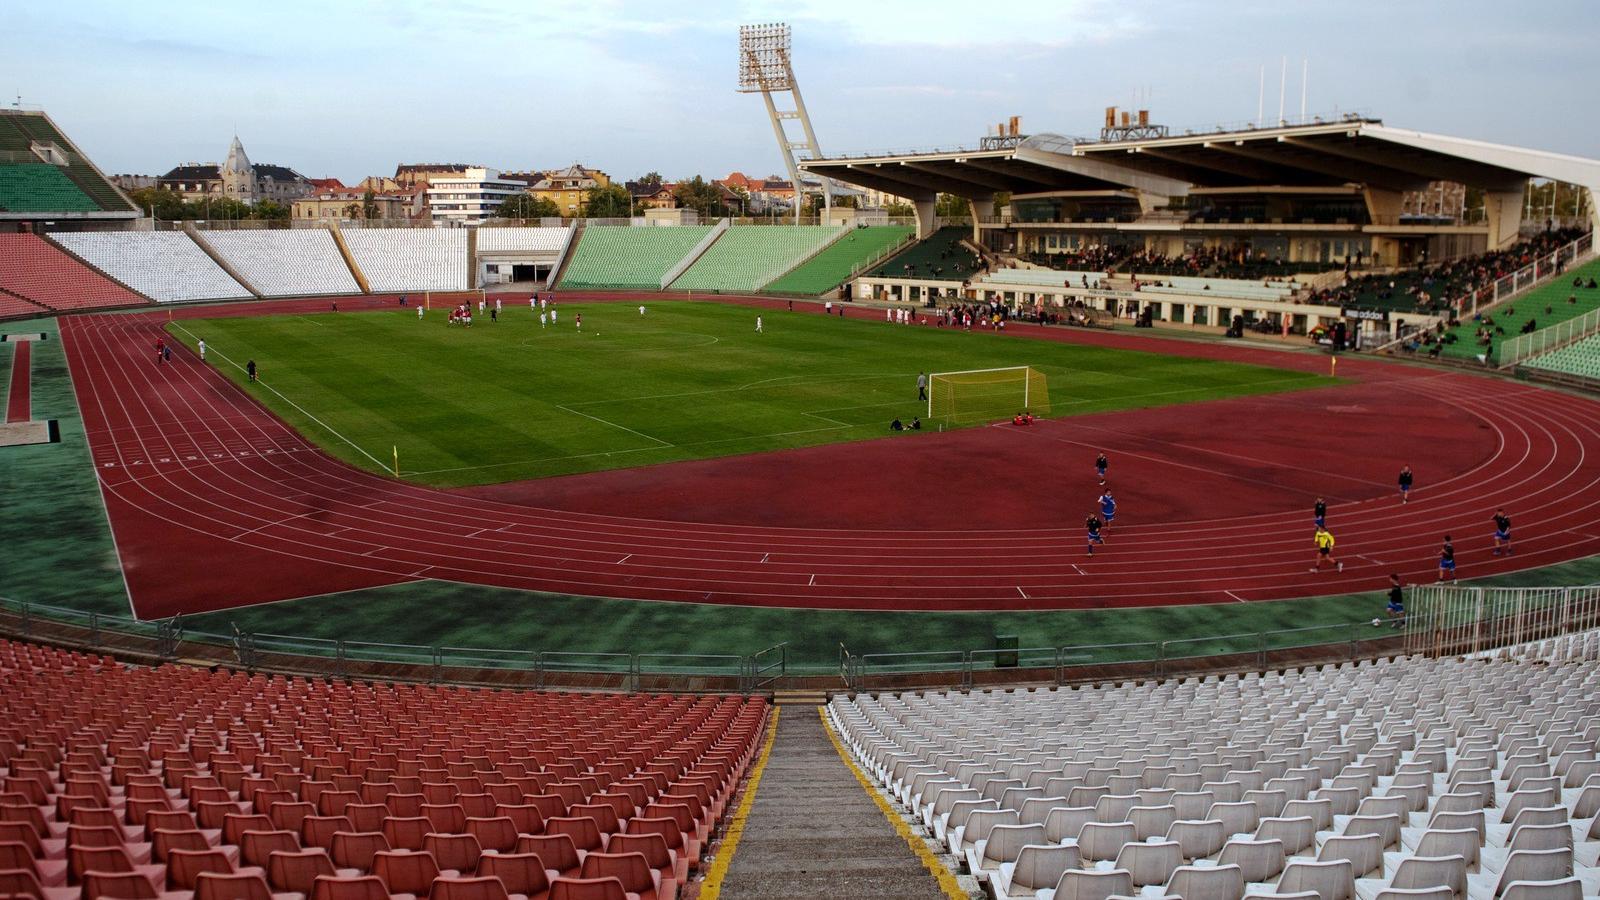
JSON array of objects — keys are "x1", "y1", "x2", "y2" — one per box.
[{"x1": 736, "y1": 0, "x2": 1147, "y2": 48}]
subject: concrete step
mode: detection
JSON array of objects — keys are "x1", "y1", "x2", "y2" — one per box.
[{"x1": 714, "y1": 708, "x2": 957, "y2": 900}]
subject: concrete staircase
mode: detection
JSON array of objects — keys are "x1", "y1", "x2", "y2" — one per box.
[{"x1": 714, "y1": 709, "x2": 957, "y2": 900}]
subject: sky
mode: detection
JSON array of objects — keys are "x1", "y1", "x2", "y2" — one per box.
[{"x1": 3, "y1": 0, "x2": 1597, "y2": 184}]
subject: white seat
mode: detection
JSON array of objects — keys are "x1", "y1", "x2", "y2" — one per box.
[
  {"x1": 1159, "y1": 863, "x2": 1245, "y2": 900},
  {"x1": 1354, "y1": 854, "x2": 1467, "y2": 900},
  {"x1": 996, "y1": 843, "x2": 1080, "y2": 900},
  {"x1": 1039, "y1": 867, "x2": 1135, "y2": 900},
  {"x1": 967, "y1": 822, "x2": 1046, "y2": 883}
]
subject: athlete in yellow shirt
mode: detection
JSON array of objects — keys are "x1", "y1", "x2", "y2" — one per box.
[{"x1": 1311, "y1": 526, "x2": 1343, "y2": 573}]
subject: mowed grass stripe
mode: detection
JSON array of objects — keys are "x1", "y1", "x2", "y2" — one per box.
[{"x1": 168, "y1": 301, "x2": 1332, "y2": 486}]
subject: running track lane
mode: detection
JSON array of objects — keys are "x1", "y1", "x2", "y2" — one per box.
[
  {"x1": 6, "y1": 340, "x2": 29, "y2": 423},
  {"x1": 59, "y1": 309, "x2": 1600, "y2": 618}
]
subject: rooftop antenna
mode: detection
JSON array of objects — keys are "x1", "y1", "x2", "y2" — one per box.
[
  {"x1": 1300, "y1": 59, "x2": 1308, "y2": 122},
  {"x1": 1278, "y1": 56, "x2": 1287, "y2": 125}
]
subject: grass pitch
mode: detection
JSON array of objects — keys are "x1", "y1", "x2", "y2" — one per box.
[{"x1": 168, "y1": 301, "x2": 1330, "y2": 487}]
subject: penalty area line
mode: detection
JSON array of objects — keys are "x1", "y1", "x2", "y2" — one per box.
[
  {"x1": 168, "y1": 322, "x2": 392, "y2": 473},
  {"x1": 555, "y1": 405, "x2": 672, "y2": 447}
]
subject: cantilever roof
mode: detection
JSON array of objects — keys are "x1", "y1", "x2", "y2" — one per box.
[{"x1": 803, "y1": 119, "x2": 1600, "y2": 199}]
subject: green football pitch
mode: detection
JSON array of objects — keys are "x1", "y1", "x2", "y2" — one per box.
[{"x1": 166, "y1": 301, "x2": 1331, "y2": 487}]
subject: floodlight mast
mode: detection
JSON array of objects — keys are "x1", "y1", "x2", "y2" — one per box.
[{"x1": 738, "y1": 23, "x2": 834, "y2": 223}]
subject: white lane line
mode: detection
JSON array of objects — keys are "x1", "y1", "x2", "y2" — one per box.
[
  {"x1": 808, "y1": 573, "x2": 816, "y2": 587},
  {"x1": 1017, "y1": 586, "x2": 1028, "y2": 599},
  {"x1": 760, "y1": 552, "x2": 769, "y2": 563},
  {"x1": 1227, "y1": 590, "x2": 1247, "y2": 602},
  {"x1": 618, "y1": 554, "x2": 632, "y2": 564},
  {"x1": 1072, "y1": 564, "x2": 1085, "y2": 576}
]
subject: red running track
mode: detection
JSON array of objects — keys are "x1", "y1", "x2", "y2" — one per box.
[
  {"x1": 58, "y1": 299, "x2": 1600, "y2": 619},
  {"x1": 6, "y1": 340, "x2": 28, "y2": 423}
]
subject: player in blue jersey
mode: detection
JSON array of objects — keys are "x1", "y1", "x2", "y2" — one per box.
[
  {"x1": 1492, "y1": 509, "x2": 1513, "y2": 555},
  {"x1": 1099, "y1": 489, "x2": 1117, "y2": 532},
  {"x1": 1086, "y1": 514, "x2": 1105, "y2": 556},
  {"x1": 1437, "y1": 535, "x2": 1457, "y2": 582}
]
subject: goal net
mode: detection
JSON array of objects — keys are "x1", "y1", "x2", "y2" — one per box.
[{"x1": 928, "y1": 366, "x2": 1050, "y2": 423}]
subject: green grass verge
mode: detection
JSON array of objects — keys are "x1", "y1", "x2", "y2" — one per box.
[{"x1": 165, "y1": 301, "x2": 1330, "y2": 487}]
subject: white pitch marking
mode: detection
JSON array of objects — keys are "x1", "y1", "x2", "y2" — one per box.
[
  {"x1": 759, "y1": 552, "x2": 769, "y2": 563},
  {"x1": 1227, "y1": 590, "x2": 1247, "y2": 603},
  {"x1": 1071, "y1": 564, "x2": 1085, "y2": 576},
  {"x1": 808, "y1": 573, "x2": 816, "y2": 587},
  {"x1": 1017, "y1": 586, "x2": 1028, "y2": 599},
  {"x1": 618, "y1": 554, "x2": 632, "y2": 564}
]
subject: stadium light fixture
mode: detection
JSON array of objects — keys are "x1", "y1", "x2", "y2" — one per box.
[{"x1": 738, "y1": 22, "x2": 835, "y2": 222}]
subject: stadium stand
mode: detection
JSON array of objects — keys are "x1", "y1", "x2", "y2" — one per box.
[
  {"x1": 830, "y1": 645, "x2": 1600, "y2": 900},
  {"x1": 761, "y1": 225, "x2": 914, "y2": 295},
  {"x1": 341, "y1": 229, "x2": 467, "y2": 293},
  {"x1": 0, "y1": 637, "x2": 767, "y2": 900},
  {"x1": 0, "y1": 111, "x2": 136, "y2": 214},
  {"x1": 0, "y1": 288, "x2": 48, "y2": 319},
  {"x1": 201, "y1": 230, "x2": 361, "y2": 297},
  {"x1": 0, "y1": 234, "x2": 147, "y2": 314},
  {"x1": 670, "y1": 225, "x2": 843, "y2": 292},
  {"x1": 1431, "y1": 259, "x2": 1600, "y2": 362},
  {"x1": 558, "y1": 225, "x2": 712, "y2": 290},
  {"x1": 864, "y1": 226, "x2": 984, "y2": 281},
  {"x1": 475, "y1": 227, "x2": 571, "y2": 254},
  {"x1": 51, "y1": 232, "x2": 248, "y2": 304},
  {"x1": 1523, "y1": 333, "x2": 1600, "y2": 380},
  {"x1": 0, "y1": 164, "x2": 98, "y2": 213}
]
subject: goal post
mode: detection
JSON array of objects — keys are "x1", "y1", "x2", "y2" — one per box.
[{"x1": 927, "y1": 366, "x2": 1050, "y2": 423}]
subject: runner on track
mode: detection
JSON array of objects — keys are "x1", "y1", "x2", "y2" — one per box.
[
  {"x1": 1314, "y1": 497, "x2": 1327, "y2": 529},
  {"x1": 1398, "y1": 465, "x2": 1414, "y2": 503},
  {"x1": 1095, "y1": 452, "x2": 1108, "y2": 485},
  {"x1": 1098, "y1": 489, "x2": 1116, "y2": 532},
  {"x1": 1311, "y1": 525, "x2": 1342, "y2": 573},
  {"x1": 1437, "y1": 535, "x2": 1457, "y2": 582},
  {"x1": 1492, "y1": 509, "x2": 1513, "y2": 555},
  {"x1": 1086, "y1": 513, "x2": 1105, "y2": 556}
]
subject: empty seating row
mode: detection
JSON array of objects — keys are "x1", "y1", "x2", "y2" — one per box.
[
  {"x1": 558, "y1": 226, "x2": 711, "y2": 290},
  {"x1": 1525, "y1": 333, "x2": 1600, "y2": 381},
  {"x1": 976, "y1": 268, "x2": 1109, "y2": 288},
  {"x1": 0, "y1": 638, "x2": 769, "y2": 900},
  {"x1": 0, "y1": 288, "x2": 50, "y2": 319},
  {"x1": 864, "y1": 226, "x2": 983, "y2": 282},
  {"x1": 51, "y1": 233, "x2": 249, "y2": 304},
  {"x1": 341, "y1": 230, "x2": 467, "y2": 293},
  {"x1": 0, "y1": 235, "x2": 147, "y2": 314},
  {"x1": 201, "y1": 231, "x2": 360, "y2": 297},
  {"x1": 830, "y1": 647, "x2": 1600, "y2": 900},
  {"x1": 475, "y1": 228, "x2": 571, "y2": 255},
  {"x1": 761, "y1": 226, "x2": 914, "y2": 295},
  {"x1": 0, "y1": 164, "x2": 99, "y2": 213},
  {"x1": 670, "y1": 225, "x2": 843, "y2": 292}
]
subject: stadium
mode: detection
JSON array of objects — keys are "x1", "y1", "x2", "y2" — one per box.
[{"x1": 4, "y1": 13, "x2": 1600, "y2": 900}]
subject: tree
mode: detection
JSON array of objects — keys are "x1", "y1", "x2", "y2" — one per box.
[
  {"x1": 584, "y1": 183, "x2": 633, "y2": 218},
  {"x1": 637, "y1": 171, "x2": 663, "y2": 189},
  {"x1": 188, "y1": 196, "x2": 252, "y2": 221},
  {"x1": 251, "y1": 200, "x2": 289, "y2": 222},
  {"x1": 935, "y1": 193, "x2": 972, "y2": 217},
  {"x1": 129, "y1": 187, "x2": 188, "y2": 221},
  {"x1": 361, "y1": 189, "x2": 379, "y2": 220},
  {"x1": 673, "y1": 176, "x2": 726, "y2": 219},
  {"x1": 727, "y1": 185, "x2": 751, "y2": 217},
  {"x1": 885, "y1": 201, "x2": 915, "y2": 218},
  {"x1": 496, "y1": 194, "x2": 559, "y2": 220},
  {"x1": 342, "y1": 202, "x2": 363, "y2": 220}
]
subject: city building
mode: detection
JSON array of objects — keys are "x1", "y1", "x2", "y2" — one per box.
[
  {"x1": 523, "y1": 164, "x2": 612, "y2": 217},
  {"x1": 425, "y1": 167, "x2": 526, "y2": 226},
  {"x1": 156, "y1": 136, "x2": 310, "y2": 204},
  {"x1": 626, "y1": 180, "x2": 678, "y2": 209},
  {"x1": 393, "y1": 164, "x2": 471, "y2": 189},
  {"x1": 292, "y1": 184, "x2": 423, "y2": 222}
]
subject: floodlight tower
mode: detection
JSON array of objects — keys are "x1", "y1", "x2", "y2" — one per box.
[{"x1": 738, "y1": 23, "x2": 834, "y2": 223}]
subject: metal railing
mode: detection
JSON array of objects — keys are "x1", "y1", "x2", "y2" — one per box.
[
  {"x1": 0, "y1": 597, "x2": 784, "y2": 694},
  {"x1": 1404, "y1": 585, "x2": 1600, "y2": 659},
  {"x1": 1462, "y1": 231, "x2": 1593, "y2": 319},
  {"x1": 1500, "y1": 305, "x2": 1600, "y2": 368}
]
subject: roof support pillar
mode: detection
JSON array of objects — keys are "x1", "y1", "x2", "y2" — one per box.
[
  {"x1": 964, "y1": 193, "x2": 994, "y2": 245},
  {"x1": 1485, "y1": 189, "x2": 1523, "y2": 251},
  {"x1": 912, "y1": 194, "x2": 937, "y2": 239}
]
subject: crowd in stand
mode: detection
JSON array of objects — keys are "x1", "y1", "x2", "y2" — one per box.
[{"x1": 1310, "y1": 227, "x2": 1586, "y2": 314}]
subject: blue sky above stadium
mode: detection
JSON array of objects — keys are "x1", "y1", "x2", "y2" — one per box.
[{"x1": 2, "y1": 0, "x2": 1595, "y2": 182}]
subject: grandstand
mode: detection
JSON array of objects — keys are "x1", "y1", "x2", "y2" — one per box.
[
  {"x1": 669, "y1": 225, "x2": 843, "y2": 292},
  {"x1": 475, "y1": 227, "x2": 570, "y2": 254},
  {"x1": 201, "y1": 230, "x2": 361, "y2": 297},
  {"x1": 0, "y1": 637, "x2": 766, "y2": 900},
  {"x1": 864, "y1": 226, "x2": 984, "y2": 282},
  {"x1": 0, "y1": 109, "x2": 137, "y2": 222},
  {"x1": 51, "y1": 232, "x2": 249, "y2": 303},
  {"x1": 832, "y1": 641, "x2": 1600, "y2": 900},
  {"x1": 558, "y1": 225, "x2": 712, "y2": 290},
  {"x1": 0, "y1": 234, "x2": 147, "y2": 313},
  {"x1": 1438, "y1": 258, "x2": 1600, "y2": 362},
  {"x1": 341, "y1": 229, "x2": 468, "y2": 293},
  {"x1": 761, "y1": 225, "x2": 914, "y2": 295}
]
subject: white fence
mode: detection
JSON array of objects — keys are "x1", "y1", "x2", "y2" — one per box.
[
  {"x1": 1500, "y1": 305, "x2": 1600, "y2": 367},
  {"x1": 1404, "y1": 584, "x2": 1600, "y2": 660},
  {"x1": 1460, "y1": 230, "x2": 1593, "y2": 318}
]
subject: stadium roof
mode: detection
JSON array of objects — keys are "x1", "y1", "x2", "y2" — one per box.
[
  {"x1": 0, "y1": 109, "x2": 138, "y2": 219},
  {"x1": 801, "y1": 118, "x2": 1600, "y2": 199}
]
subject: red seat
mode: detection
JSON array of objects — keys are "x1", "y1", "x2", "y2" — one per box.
[
  {"x1": 475, "y1": 852, "x2": 551, "y2": 900},
  {"x1": 268, "y1": 802, "x2": 315, "y2": 836},
  {"x1": 465, "y1": 817, "x2": 519, "y2": 854},
  {"x1": 0, "y1": 822, "x2": 60, "y2": 862},
  {"x1": 239, "y1": 829, "x2": 300, "y2": 869},
  {"x1": 266, "y1": 849, "x2": 339, "y2": 895},
  {"x1": 568, "y1": 806, "x2": 620, "y2": 837},
  {"x1": 622, "y1": 818, "x2": 697, "y2": 873},
  {"x1": 343, "y1": 804, "x2": 385, "y2": 834},
  {"x1": 423, "y1": 804, "x2": 466, "y2": 835},
  {"x1": 428, "y1": 875, "x2": 512, "y2": 900},
  {"x1": 194, "y1": 870, "x2": 276, "y2": 900},
  {"x1": 329, "y1": 832, "x2": 389, "y2": 874},
  {"x1": 310, "y1": 874, "x2": 390, "y2": 900},
  {"x1": 166, "y1": 848, "x2": 242, "y2": 890},
  {"x1": 0, "y1": 866, "x2": 75, "y2": 900},
  {"x1": 605, "y1": 834, "x2": 683, "y2": 889},
  {"x1": 382, "y1": 816, "x2": 431, "y2": 852},
  {"x1": 544, "y1": 818, "x2": 604, "y2": 856},
  {"x1": 512, "y1": 835, "x2": 581, "y2": 883},
  {"x1": 222, "y1": 814, "x2": 274, "y2": 847},
  {"x1": 81, "y1": 869, "x2": 161, "y2": 899},
  {"x1": 424, "y1": 833, "x2": 482, "y2": 875},
  {"x1": 301, "y1": 816, "x2": 354, "y2": 852},
  {"x1": 66, "y1": 844, "x2": 163, "y2": 888},
  {"x1": 547, "y1": 876, "x2": 627, "y2": 900},
  {"x1": 371, "y1": 849, "x2": 442, "y2": 895},
  {"x1": 385, "y1": 795, "x2": 426, "y2": 819},
  {"x1": 495, "y1": 806, "x2": 544, "y2": 837},
  {"x1": 579, "y1": 852, "x2": 663, "y2": 900},
  {"x1": 0, "y1": 841, "x2": 66, "y2": 887}
]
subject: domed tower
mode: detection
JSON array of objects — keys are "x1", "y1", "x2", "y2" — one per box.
[{"x1": 220, "y1": 135, "x2": 256, "y2": 201}]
